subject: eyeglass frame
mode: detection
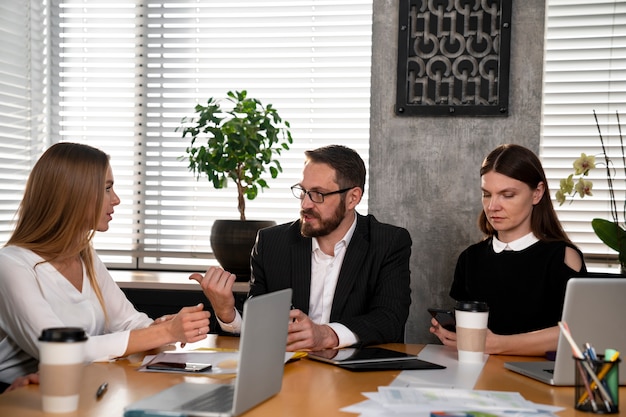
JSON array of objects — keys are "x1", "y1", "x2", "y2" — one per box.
[{"x1": 290, "y1": 184, "x2": 355, "y2": 203}]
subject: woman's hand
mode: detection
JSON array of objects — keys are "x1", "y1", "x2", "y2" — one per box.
[
  {"x1": 151, "y1": 314, "x2": 175, "y2": 325},
  {"x1": 429, "y1": 317, "x2": 458, "y2": 348},
  {"x1": 5, "y1": 373, "x2": 39, "y2": 392},
  {"x1": 163, "y1": 304, "x2": 211, "y2": 343},
  {"x1": 430, "y1": 317, "x2": 499, "y2": 352},
  {"x1": 126, "y1": 304, "x2": 211, "y2": 355}
]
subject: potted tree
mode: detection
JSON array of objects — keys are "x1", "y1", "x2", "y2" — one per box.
[{"x1": 179, "y1": 90, "x2": 293, "y2": 280}]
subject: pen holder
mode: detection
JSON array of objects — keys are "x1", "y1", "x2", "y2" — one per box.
[{"x1": 574, "y1": 355, "x2": 620, "y2": 414}]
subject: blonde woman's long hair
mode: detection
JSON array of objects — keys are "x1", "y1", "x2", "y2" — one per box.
[{"x1": 7, "y1": 142, "x2": 110, "y2": 320}]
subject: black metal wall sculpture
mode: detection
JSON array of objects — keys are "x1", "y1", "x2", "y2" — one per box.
[{"x1": 396, "y1": 0, "x2": 512, "y2": 116}]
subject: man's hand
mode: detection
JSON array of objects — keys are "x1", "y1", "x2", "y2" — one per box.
[
  {"x1": 189, "y1": 266, "x2": 237, "y2": 323},
  {"x1": 286, "y1": 309, "x2": 339, "y2": 352}
]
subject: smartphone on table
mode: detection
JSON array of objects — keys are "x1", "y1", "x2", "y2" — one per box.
[
  {"x1": 146, "y1": 361, "x2": 212, "y2": 372},
  {"x1": 427, "y1": 308, "x2": 456, "y2": 332}
]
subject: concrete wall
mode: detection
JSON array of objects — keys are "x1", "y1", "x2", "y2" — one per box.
[{"x1": 369, "y1": 1, "x2": 546, "y2": 344}]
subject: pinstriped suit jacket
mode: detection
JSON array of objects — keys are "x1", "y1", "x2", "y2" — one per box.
[{"x1": 249, "y1": 213, "x2": 412, "y2": 346}]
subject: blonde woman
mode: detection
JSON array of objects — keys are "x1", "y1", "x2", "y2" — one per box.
[{"x1": 0, "y1": 143, "x2": 210, "y2": 391}]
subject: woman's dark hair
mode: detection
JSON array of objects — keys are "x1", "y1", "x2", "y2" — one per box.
[{"x1": 478, "y1": 144, "x2": 572, "y2": 243}]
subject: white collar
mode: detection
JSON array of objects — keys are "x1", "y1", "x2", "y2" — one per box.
[{"x1": 492, "y1": 232, "x2": 539, "y2": 253}]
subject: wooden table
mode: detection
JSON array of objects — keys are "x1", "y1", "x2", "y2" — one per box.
[{"x1": 0, "y1": 338, "x2": 623, "y2": 416}]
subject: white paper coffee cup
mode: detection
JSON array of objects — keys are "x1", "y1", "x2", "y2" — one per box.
[
  {"x1": 38, "y1": 327, "x2": 88, "y2": 413},
  {"x1": 454, "y1": 301, "x2": 489, "y2": 363}
]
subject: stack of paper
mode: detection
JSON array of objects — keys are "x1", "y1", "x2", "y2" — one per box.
[{"x1": 341, "y1": 387, "x2": 563, "y2": 417}]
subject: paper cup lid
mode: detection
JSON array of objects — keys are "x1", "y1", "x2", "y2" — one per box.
[
  {"x1": 39, "y1": 327, "x2": 88, "y2": 342},
  {"x1": 455, "y1": 301, "x2": 489, "y2": 312}
]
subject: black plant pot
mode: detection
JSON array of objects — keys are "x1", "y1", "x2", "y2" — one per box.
[{"x1": 210, "y1": 219, "x2": 276, "y2": 282}]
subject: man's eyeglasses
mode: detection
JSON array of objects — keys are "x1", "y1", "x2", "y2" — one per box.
[{"x1": 291, "y1": 184, "x2": 354, "y2": 203}]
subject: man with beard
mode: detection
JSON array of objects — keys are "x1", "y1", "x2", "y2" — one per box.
[{"x1": 191, "y1": 145, "x2": 412, "y2": 351}]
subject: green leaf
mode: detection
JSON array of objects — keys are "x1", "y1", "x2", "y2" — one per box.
[
  {"x1": 178, "y1": 90, "x2": 293, "y2": 218},
  {"x1": 591, "y1": 218, "x2": 626, "y2": 261}
]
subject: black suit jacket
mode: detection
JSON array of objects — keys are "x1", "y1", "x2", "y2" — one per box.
[{"x1": 249, "y1": 213, "x2": 412, "y2": 346}]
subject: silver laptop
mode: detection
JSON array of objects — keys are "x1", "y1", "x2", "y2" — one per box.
[
  {"x1": 124, "y1": 288, "x2": 292, "y2": 417},
  {"x1": 504, "y1": 277, "x2": 626, "y2": 386}
]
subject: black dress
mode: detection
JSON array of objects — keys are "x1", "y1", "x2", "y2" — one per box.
[{"x1": 450, "y1": 238, "x2": 587, "y2": 335}]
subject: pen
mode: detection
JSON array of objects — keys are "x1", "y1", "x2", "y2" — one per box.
[
  {"x1": 578, "y1": 350, "x2": 620, "y2": 405},
  {"x1": 559, "y1": 322, "x2": 615, "y2": 412},
  {"x1": 96, "y1": 382, "x2": 108, "y2": 400},
  {"x1": 558, "y1": 321, "x2": 584, "y2": 359},
  {"x1": 585, "y1": 343, "x2": 598, "y2": 361},
  {"x1": 576, "y1": 359, "x2": 598, "y2": 412}
]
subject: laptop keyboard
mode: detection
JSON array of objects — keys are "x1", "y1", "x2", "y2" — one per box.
[{"x1": 177, "y1": 384, "x2": 234, "y2": 413}]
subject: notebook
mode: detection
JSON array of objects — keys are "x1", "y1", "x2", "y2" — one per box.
[
  {"x1": 124, "y1": 288, "x2": 292, "y2": 417},
  {"x1": 504, "y1": 277, "x2": 626, "y2": 386}
]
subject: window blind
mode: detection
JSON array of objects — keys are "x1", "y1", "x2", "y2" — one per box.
[
  {"x1": 0, "y1": 0, "x2": 48, "y2": 239},
  {"x1": 541, "y1": 0, "x2": 626, "y2": 266},
  {"x1": 46, "y1": 0, "x2": 372, "y2": 269}
]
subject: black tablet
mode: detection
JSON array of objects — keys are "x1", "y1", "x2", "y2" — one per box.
[
  {"x1": 338, "y1": 358, "x2": 446, "y2": 371},
  {"x1": 307, "y1": 347, "x2": 445, "y2": 371}
]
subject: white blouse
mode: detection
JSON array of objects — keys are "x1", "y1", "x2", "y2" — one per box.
[{"x1": 0, "y1": 245, "x2": 153, "y2": 384}]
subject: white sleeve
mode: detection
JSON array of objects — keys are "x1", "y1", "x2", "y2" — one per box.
[
  {"x1": 87, "y1": 255, "x2": 154, "y2": 361},
  {"x1": 216, "y1": 308, "x2": 243, "y2": 334},
  {"x1": 0, "y1": 251, "x2": 58, "y2": 360},
  {"x1": 93, "y1": 255, "x2": 154, "y2": 333},
  {"x1": 327, "y1": 322, "x2": 359, "y2": 348}
]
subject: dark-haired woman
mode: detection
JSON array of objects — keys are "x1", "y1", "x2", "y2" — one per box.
[{"x1": 430, "y1": 144, "x2": 586, "y2": 356}]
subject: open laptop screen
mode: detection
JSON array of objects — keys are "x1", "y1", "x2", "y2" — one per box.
[{"x1": 505, "y1": 277, "x2": 626, "y2": 386}]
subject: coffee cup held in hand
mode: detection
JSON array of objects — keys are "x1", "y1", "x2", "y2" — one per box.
[
  {"x1": 454, "y1": 301, "x2": 489, "y2": 363},
  {"x1": 38, "y1": 327, "x2": 88, "y2": 413}
]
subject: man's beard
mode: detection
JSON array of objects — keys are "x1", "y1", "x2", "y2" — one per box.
[{"x1": 300, "y1": 203, "x2": 346, "y2": 238}]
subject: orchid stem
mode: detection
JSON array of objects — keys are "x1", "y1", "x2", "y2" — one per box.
[
  {"x1": 616, "y1": 111, "x2": 625, "y2": 229},
  {"x1": 593, "y1": 110, "x2": 619, "y2": 226}
]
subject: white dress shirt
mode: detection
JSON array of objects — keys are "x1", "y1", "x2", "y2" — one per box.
[
  {"x1": 218, "y1": 215, "x2": 359, "y2": 348},
  {"x1": 309, "y1": 214, "x2": 358, "y2": 347}
]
